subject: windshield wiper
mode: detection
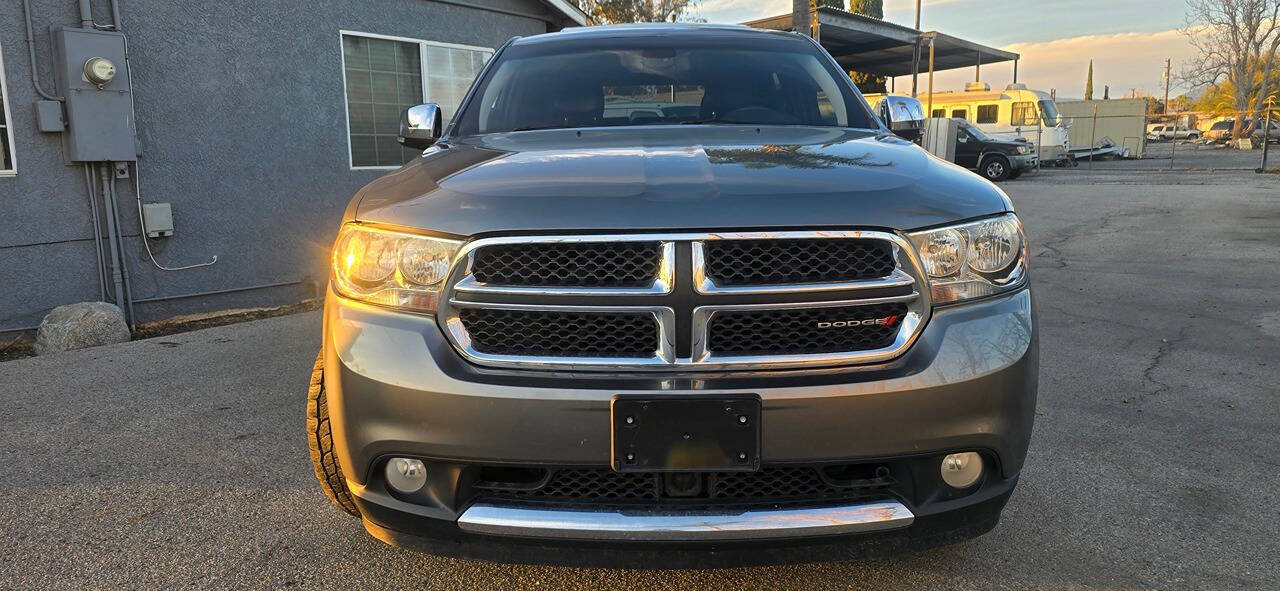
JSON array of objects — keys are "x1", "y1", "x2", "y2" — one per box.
[
  {"x1": 681, "y1": 118, "x2": 759, "y2": 125},
  {"x1": 511, "y1": 124, "x2": 571, "y2": 132}
]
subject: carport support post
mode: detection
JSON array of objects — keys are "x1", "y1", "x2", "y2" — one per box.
[
  {"x1": 911, "y1": 0, "x2": 922, "y2": 96},
  {"x1": 925, "y1": 33, "x2": 936, "y2": 116},
  {"x1": 911, "y1": 42, "x2": 921, "y2": 97},
  {"x1": 1013, "y1": 59, "x2": 1018, "y2": 84}
]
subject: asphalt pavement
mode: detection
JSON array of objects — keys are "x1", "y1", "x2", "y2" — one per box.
[{"x1": 2, "y1": 166, "x2": 1278, "y2": 590}]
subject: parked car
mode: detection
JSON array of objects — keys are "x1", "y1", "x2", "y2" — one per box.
[
  {"x1": 954, "y1": 119, "x2": 1038, "y2": 181},
  {"x1": 307, "y1": 24, "x2": 1037, "y2": 566},
  {"x1": 1205, "y1": 119, "x2": 1280, "y2": 143},
  {"x1": 1145, "y1": 124, "x2": 1200, "y2": 141}
]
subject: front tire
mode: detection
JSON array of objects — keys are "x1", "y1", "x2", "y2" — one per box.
[
  {"x1": 306, "y1": 350, "x2": 360, "y2": 517},
  {"x1": 981, "y1": 155, "x2": 1012, "y2": 182}
]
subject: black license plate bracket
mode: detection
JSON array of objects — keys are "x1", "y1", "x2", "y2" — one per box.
[{"x1": 611, "y1": 396, "x2": 761, "y2": 472}]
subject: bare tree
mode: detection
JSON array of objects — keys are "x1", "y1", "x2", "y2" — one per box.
[
  {"x1": 1181, "y1": 0, "x2": 1280, "y2": 139},
  {"x1": 578, "y1": 0, "x2": 701, "y2": 24}
]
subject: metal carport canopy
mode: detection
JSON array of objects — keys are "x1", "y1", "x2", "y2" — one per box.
[{"x1": 744, "y1": 7, "x2": 1019, "y2": 78}]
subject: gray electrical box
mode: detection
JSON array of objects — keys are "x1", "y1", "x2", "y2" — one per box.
[
  {"x1": 51, "y1": 26, "x2": 137, "y2": 162},
  {"x1": 35, "y1": 100, "x2": 65, "y2": 132},
  {"x1": 922, "y1": 117, "x2": 959, "y2": 163},
  {"x1": 142, "y1": 203, "x2": 174, "y2": 238}
]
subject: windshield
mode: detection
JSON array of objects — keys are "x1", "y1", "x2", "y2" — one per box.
[
  {"x1": 1038, "y1": 100, "x2": 1061, "y2": 127},
  {"x1": 961, "y1": 122, "x2": 993, "y2": 141},
  {"x1": 453, "y1": 35, "x2": 877, "y2": 135}
]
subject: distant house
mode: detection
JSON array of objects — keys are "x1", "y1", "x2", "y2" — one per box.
[{"x1": 0, "y1": 1, "x2": 585, "y2": 333}]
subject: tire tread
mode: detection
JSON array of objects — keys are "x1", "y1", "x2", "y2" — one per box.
[{"x1": 306, "y1": 350, "x2": 360, "y2": 517}]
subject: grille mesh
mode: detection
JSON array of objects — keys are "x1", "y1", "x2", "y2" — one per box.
[
  {"x1": 513, "y1": 469, "x2": 659, "y2": 501},
  {"x1": 459, "y1": 309, "x2": 657, "y2": 357},
  {"x1": 703, "y1": 239, "x2": 896, "y2": 286},
  {"x1": 707, "y1": 303, "x2": 907, "y2": 355},
  {"x1": 472, "y1": 242, "x2": 662, "y2": 287},
  {"x1": 497, "y1": 467, "x2": 878, "y2": 504}
]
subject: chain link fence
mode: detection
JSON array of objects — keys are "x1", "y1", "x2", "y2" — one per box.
[{"x1": 1055, "y1": 107, "x2": 1278, "y2": 172}]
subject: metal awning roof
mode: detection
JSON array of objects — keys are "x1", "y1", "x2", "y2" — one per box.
[{"x1": 744, "y1": 7, "x2": 1019, "y2": 78}]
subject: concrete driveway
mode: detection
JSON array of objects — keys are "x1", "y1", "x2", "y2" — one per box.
[{"x1": 2, "y1": 168, "x2": 1277, "y2": 590}]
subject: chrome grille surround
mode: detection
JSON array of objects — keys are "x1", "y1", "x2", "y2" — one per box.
[{"x1": 438, "y1": 231, "x2": 930, "y2": 371}]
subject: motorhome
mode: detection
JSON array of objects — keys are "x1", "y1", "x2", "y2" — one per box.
[{"x1": 867, "y1": 83, "x2": 1071, "y2": 164}]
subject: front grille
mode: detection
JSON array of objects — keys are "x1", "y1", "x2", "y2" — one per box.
[
  {"x1": 707, "y1": 303, "x2": 907, "y2": 355},
  {"x1": 472, "y1": 242, "x2": 661, "y2": 287},
  {"x1": 443, "y1": 232, "x2": 923, "y2": 370},
  {"x1": 703, "y1": 238, "x2": 896, "y2": 286},
  {"x1": 459, "y1": 309, "x2": 657, "y2": 357}
]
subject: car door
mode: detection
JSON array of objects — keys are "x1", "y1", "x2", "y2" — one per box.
[{"x1": 955, "y1": 129, "x2": 980, "y2": 168}]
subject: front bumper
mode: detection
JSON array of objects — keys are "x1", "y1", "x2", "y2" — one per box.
[
  {"x1": 1011, "y1": 153, "x2": 1039, "y2": 170},
  {"x1": 322, "y1": 286, "x2": 1038, "y2": 552}
]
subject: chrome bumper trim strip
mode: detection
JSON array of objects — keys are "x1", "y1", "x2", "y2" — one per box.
[{"x1": 457, "y1": 500, "x2": 915, "y2": 541}]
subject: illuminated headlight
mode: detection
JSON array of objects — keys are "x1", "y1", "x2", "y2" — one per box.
[
  {"x1": 908, "y1": 213, "x2": 1027, "y2": 305},
  {"x1": 331, "y1": 223, "x2": 461, "y2": 312}
]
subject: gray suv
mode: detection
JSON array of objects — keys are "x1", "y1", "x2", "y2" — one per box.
[{"x1": 307, "y1": 24, "x2": 1037, "y2": 566}]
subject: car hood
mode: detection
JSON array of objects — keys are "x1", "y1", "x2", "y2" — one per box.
[{"x1": 354, "y1": 126, "x2": 1012, "y2": 236}]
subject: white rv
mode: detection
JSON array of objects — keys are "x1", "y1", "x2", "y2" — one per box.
[{"x1": 866, "y1": 83, "x2": 1071, "y2": 164}]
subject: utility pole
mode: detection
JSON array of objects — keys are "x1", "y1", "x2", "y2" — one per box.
[
  {"x1": 792, "y1": 0, "x2": 810, "y2": 37},
  {"x1": 1260, "y1": 95, "x2": 1275, "y2": 173},
  {"x1": 1163, "y1": 58, "x2": 1171, "y2": 115}
]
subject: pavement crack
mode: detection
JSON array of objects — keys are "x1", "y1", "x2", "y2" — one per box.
[
  {"x1": 1128, "y1": 325, "x2": 1190, "y2": 405},
  {"x1": 1034, "y1": 207, "x2": 1167, "y2": 269}
]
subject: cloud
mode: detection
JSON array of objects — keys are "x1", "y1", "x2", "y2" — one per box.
[{"x1": 891, "y1": 29, "x2": 1198, "y2": 99}]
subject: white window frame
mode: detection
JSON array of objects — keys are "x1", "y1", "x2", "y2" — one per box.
[
  {"x1": 0, "y1": 37, "x2": 18, "y2": 177},
  {"x1": 338, "y1": 30, "x2": 493, "y2": 171}
]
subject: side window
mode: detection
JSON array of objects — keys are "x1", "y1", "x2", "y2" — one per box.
[
  {"x1": 976, "y1": 104, "x2": 999, "y2": 124},
  {"x1": 931, "y1": 108, "x2": 946, "y2": 118},
  {"x1": 341, "y1": 32, "x2": 492, "y2": 169},
  {"x1": 0, "y1": 39, "x2": 17, "y2": 174},
  {"x1": 423, "y1": 44, "x2": 492, "y2": 121},
  {"x1": 951, "y1": 108, "x2": 967, "y2": 120},
  {"x1": 1011, "y1": 101, "x2": 1036, "y2": 126}
]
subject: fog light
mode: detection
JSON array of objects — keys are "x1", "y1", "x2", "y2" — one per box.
[
  {"x1": 386, "y1": 457, "x2": 427, "y2": 493},
  {"x1": 940, "y1": 452, "x2": 983, "y2": 489}
]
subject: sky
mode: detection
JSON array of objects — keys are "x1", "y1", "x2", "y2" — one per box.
[{"x1": 691, "y1": 0, "x2": 1200, "y2": 99}]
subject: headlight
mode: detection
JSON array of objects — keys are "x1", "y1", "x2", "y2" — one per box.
[
  {"x1": 331, "y1": 224, "x2": 462, "y2": 312},
  {"x1": 908, "y1": 213, "x2": 1027, "y2": 305},
  {"x1": 1015, "y1": 145, "x2": 1030, "y2": 154}
]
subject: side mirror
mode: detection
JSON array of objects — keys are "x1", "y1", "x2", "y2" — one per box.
[
  {"x1": 877, "y1": 96, "x2": 926, "y2": 141},
  {"x1": 399, "y1": 104, "x2": 443, "y2": 149}
]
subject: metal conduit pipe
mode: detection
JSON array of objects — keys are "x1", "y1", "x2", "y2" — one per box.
[
  {"x1": 78, "y1": 0, "x2": 93, "y2": 27},
  {"x1": 107, "y1": 170, "x2": 137, "y2": 326},
  {"x1": 83, "y1": 164, "x2": 108, "y2": 301},
  {"x1": 131, "y1": 279, "x2": 310, "y2": 304},
  {"x1": 21, "y1": 0, "x2": 61, "y2": 101},
  {"x1": 98, "y1": 164, "x2": 127, "y2": 315},
  {"x1": 110, "y1": 0, "x2": 122, "y2": 29}
]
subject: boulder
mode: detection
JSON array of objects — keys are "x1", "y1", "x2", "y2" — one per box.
[{"x1": 35, "y1": 302, "x2": 130, "y2": 355}]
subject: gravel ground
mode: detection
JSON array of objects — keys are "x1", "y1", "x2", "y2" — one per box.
[{"x1": 1, "y1": 166, "x2": 1277, "y2": 590}]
